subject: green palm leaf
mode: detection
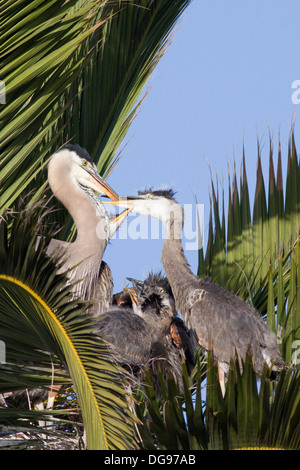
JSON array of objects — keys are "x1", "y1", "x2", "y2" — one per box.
[
  {"x1": 0, "y1": 0, "x2": 105, "y2": 211},
  {"x1": 0, "y1": 0, "x2": 192, "y2": 223},
  {"x1": 198, "y1": 131, "x2": 300, "y2": 362},
  {"x1": 0, "y1": 198, "x2": 136, "y2": 449},
  {"x1": 135, "y1": 357, "x2": 300, "y2": 450}
]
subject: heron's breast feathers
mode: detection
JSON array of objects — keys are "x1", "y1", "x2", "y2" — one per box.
[{"x1": 185, "y1": 288, "x2": 206, "y2": 310}]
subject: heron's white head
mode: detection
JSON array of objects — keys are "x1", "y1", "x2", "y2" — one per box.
[
  {"x1": 48, "y1": 144, "x2": 119, "y2": 201},
  {"x1": 104, "y1": 189, "x2": 184, "y2": 236}
]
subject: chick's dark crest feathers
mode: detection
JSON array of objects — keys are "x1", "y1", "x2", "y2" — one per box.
[
  {"x1": 143, "y1": 271, "x2": 172, "y2": 290},
  {"x1": 140, "y1": 271, "x2": 174, "y2": 304}
]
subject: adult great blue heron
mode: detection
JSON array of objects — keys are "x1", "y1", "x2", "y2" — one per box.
[
  {"x1": 106, "y1": 189, "x2": 287, "y2": 393},
  {"x1": 1, "y1": 145, "x2": 130, "y2": 414},
  {"x1": 47, "y1": 144, "x2": 130, "y2": 305},
  {"x1": 32, "y1": 145, "x2": 129, "y2": 412}
]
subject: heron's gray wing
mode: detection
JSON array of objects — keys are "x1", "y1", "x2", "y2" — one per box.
[
  {"x1": 88, "y1": 261, "x2": 114, "y2": 316},
  {"x1": 95, "y1": 308, "x2": 153, "y2": 370},
  {"x1": 189, "y1": 280, "x2": 284, "y2": 372},
  {"x1": 46, "y1": 238, "x2": 69, "y2": 257}
]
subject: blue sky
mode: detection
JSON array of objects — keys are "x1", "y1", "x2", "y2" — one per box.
[{"x1": 105, "y1": 1, "x2": 300, "y2": 293}]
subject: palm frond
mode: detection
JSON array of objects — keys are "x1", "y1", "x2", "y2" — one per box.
[
  {"x1": 0, "y1": 0, "x2": 108, "y2": 212},
  {"x1": 198, "y1": 130, "x2": 300, "y2": 362},
  {"x1": 135, "y1": 356, "x2": 300, "y2": 450},
  {"x1": 0, "y1": 0, "x2": 192, "y2": 224},
  {"x1": 0, "y1": 197, "x2": 136, "y2": 449}
]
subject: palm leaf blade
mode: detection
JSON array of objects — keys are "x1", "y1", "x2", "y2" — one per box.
[{"x1": 0, "y1": 200, "x2": 136, "y2": 449}]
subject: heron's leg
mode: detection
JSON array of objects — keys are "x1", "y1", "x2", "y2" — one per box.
[
  {"x1": 46, "y1": 390, "x2": 57, "y2": 410},
  {"x1": 34, "y1": 401, "x2": 47, "y2": 428},
  {"x1": 218, "y1": 363, "x2": 226, "y2": 397}
]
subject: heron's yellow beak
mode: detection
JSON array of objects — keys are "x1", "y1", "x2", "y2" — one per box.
[
  {"x1": 87, "y1": 168, "x2": 119, "y2": 201},
  {"x1": 91, "y1": 177, "x2": 119, "y2": 201},
  {"x1": 102, "y1": 197, "x2": 135, "y2": 207},
  {"x1": 124, "y1": 287, "x2": 139, "y2": 305},
  {"x1": 112, "y1": 208, "x2": 132, "y2": 222},
  {"x1": 109, "y1": 208, "x2": 132, "y2": 226},
  {"x1": 108, "y1": 208, "x2": 132, "y2": 238}
]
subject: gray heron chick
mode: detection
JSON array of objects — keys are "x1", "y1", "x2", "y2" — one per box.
[
  {"x1": 94, "y1": 284, "x2": 174, "y2": 375},
  {"x1": 105, "y1": 189, "x2": 287, "y2": 393},
  {"x1": 95, "y1": 274, "x2": 195, "y2": 394},
  {"x1": 94, "y1": 272, "x2": 196, "y2": 393},
  {"x1": 128, "y1": 272, "x2": 197, "y2": 378}
]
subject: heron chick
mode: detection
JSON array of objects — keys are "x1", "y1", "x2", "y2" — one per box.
[
  {"x1": 128, "y1": 272, "x2": 197, "y2": 379},
  {"x1": 94, "y1": 272, "x2": 196, "y2": 393}
]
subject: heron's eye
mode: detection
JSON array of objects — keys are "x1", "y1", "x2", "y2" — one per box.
[
  {"x1": 160, "y1": 288, "x2": 164, "y2": 293},
  {"x1": 82, "y1": 160, "x2": 88, "y2": 166},
  {"x1": 148, "y1": 194, "x2": 152, "y2": 199}
]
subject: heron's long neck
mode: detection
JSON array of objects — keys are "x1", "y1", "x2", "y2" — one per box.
[
  {"x1": 72, "y1": 186, "x2": 108, "y2": 248},
  {"x1": 52, "y1": 175, "x2": 108, "y2": 299},
  {"x1": 161, "y1": 218, "x2": 198, "y2": 316}
]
